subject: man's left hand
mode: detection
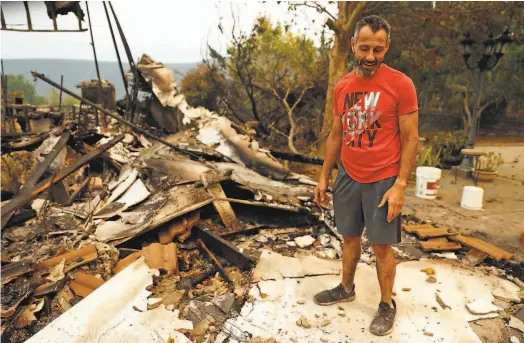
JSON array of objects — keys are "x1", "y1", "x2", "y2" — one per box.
[{"x1": 378, "y1": 182, "x2": 406, "y2": 223}]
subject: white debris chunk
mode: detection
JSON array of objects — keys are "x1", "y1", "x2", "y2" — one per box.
[
  {"x1": 492, "y1": 281, "x2": 521, "y2": 302},
  {"x1": 465, "y1": 299, "x2": 501, "y2": 315},
  {"x1": 509, "y1": 316, "x2": 524, "y2": 333},
  {"x1": 510, "y1": 336, "x2": 519, "y2": 343},
  {"x1": 294, "y1": 235, "x2": 315, "y2": 248},
  {"x1": 430, "y1": 252, "x2": 458, "y2": 260}
]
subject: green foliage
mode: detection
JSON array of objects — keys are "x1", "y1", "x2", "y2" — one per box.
[
  {"x1": 411, "y1": 146, "x2": 442, "y2": 181},
  {"x1": 46, "y1": 88, "x2": 79, "y2": 107},
  {"x1": 432, "y1": 130, "x2": 467, "y2": 160},
  {"x1": 180, "y1": 64, "x2": 224, "y2": 111},
  {"x1": 6, "y1": 74, "x2": 46, "y2": 105},
  {"x1": 477, "y1": 152, "x2": 504, "y2": 172}
]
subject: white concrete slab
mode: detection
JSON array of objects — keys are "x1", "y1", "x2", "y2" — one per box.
[
  {"x1": 252, "y1": 250, "x2": 340, "y2": 282},
  {"x1": 26, "y1": 258, "x2": 192, "y2": 343},
  {"x1": 219, "y1": 251, "x2": 506, "y2": 343}
]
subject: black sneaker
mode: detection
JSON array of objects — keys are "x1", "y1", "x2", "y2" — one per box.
[
  {"x1": 370, "y1": 299, "x2": 397, "y2": 336},
  {"x1": 313, "y1": 284, "x2": 355, "y2": 306}
]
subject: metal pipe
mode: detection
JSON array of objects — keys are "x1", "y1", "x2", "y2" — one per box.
[
  {"x1": 31, "y1": 71, "x2": 200, "y2": 158},
  {"x1": 86, "y1": 1, "x2": 106, "y2": 128},
  {"x1": 58, "y1": 75, "x2": 64, "y2": 114},
  {"x1": 103, "y1": 1, "x2": 128, "y2": 96}
]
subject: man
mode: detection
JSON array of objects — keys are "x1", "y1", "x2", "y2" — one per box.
[{"x1": 313, "y1": 15, "x2": 419, "y2": 336}]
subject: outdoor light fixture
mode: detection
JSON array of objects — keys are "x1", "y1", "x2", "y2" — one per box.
[
  {"x1": 458, "y1": 26, "x2": 514, "y2": 172},
  {"x1": 460, "y1": 27, "x2": 514, "y2": 72}
]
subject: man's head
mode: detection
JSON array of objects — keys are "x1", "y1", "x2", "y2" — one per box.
[{"x1": 351, "y1": 15, "x2": 391, "y2": 77}]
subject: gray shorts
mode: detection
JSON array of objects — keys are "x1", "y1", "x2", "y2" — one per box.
[{"x1": 333, "y1": 166, "x2": 401, "y2": 245}]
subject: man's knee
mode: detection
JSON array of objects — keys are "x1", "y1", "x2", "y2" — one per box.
[
  {"x1": 343, "y1": 235, "x2": 361, "y2": 246},
  {"x1": 371, "y1": 243, "x2": 393, "y2": 259}
]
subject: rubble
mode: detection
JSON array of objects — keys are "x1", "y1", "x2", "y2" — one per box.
[
  {"x1": 509, "y1": 316, "x2": 524, "y2": 332},
  {"x1": 1, "y1": 54, "x2": 522, "y2": 343}
]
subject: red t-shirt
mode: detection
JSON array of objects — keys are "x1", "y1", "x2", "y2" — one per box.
[{"x1": 333, "y1": 64, "x2": 418, "y2": 183}]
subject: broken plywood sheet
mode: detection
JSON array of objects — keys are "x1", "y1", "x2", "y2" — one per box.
[
  {"x1": 93, "y1": 179, "x2": 150, "y2": 219},
  {"x1": 252, "y1": 250, "x2": 340, "y2": 282},
  {"x1": 149, "y1": 184, "x2": 214, "y2": 230},
  {"x1": 449, "y1": 235, "x2": 513, "y2": 261},
  {"x1": 94, "y1": 196, "x2": 165, "y2": 243},
  {"x1": 26, "y1": 258, "x2": 192, "y2": 343},
  {"x1": 106, "y1": 168, "x2": 138, "y2": 204},
  {"x1": 142, "y1": 243, "x2": 178, "y2": 273},
  {"x1": 418, "y1": 237, "x2": 462, "y2": 252},
  {"x1": 145, "y1": 158, "x2": 211, "y2": 183},
  {"x1": 108, "y1": 164, "x2": 133, "y2": 190},
  {"x1": 218, "y1": 259, "x2": 504, "y2": 343}
]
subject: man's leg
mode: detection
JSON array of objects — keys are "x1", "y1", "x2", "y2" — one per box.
[
  {"x1": 314, "y1": 166, "x2": 363, "y2": 306},
  {"x1": 371, "y1": 243, "x2": 396, "y2": 306},
  {"x1": 341, "y1": 236, "x2": 362, "y2": 292},
  {"x1": 362, "y1": 176, "x2": 401, "y2": 336}
]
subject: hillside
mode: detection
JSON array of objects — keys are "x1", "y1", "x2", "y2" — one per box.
[{"x1": 2, "y1": 59, "x2": 198, "y2": 99}]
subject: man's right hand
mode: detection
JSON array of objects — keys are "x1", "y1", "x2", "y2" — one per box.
[{"x1": 314, "y1": 177, "x2": 330, "y2": 208}]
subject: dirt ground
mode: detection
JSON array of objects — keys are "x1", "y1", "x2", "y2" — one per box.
[
  {"x1": 476, "y1": 143, "x2": 524, "y2": 182},
  {"x1": 404, "y1": 168, "x2": 524, "y2": 261}
]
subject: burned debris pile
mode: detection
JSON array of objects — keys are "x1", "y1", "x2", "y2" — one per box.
[
  {"x1": 1, "y1": 56, "x2": 521, "y2": 343},
  {"x1": 0, "y1": 56, "x2": 328, "y2": 342}
]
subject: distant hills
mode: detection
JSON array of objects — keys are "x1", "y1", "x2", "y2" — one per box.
[{"x1": 2, "y1": 59, "x2": 199, "y2": 99}]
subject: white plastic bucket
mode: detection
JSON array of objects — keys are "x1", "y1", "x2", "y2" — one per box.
[
  {"x1": 415, "y1": 167, "x2": 442, "y2": 199},
  {"x1": 460, "y1": 186, "x2": 484, "y2": 210}
]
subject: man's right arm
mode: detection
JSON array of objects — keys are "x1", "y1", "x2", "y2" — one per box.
[{"x1": 314, "y1": 116, "x2": 343, "y2": 207}]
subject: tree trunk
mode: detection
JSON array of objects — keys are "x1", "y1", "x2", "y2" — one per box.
[
  {"x1": 287, "y1": 110, "x2": 298, "y2": 154},
  {"x1": 316, "y1": 2, "x2": 366, "y2": 156}
]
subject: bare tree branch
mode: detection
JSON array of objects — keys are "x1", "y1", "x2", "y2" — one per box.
[
  {"x1": 290, "y1": 86, "x2": 313, "y2": 112},
  {"x1": 343, "y1": 1, "x2": 367, "y2": 33},
  {"x1": 292, "y1": 1, "x2": 338, "y2": 22}
]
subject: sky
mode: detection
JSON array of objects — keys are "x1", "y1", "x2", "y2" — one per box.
[{"x1": 1, "y1": 1, "x2": 329, "y2": 63}]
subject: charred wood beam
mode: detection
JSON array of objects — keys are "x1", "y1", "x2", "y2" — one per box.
[
  {"x1": 31, "y1": 71, "x2": 200, "y2": 159},
  {"x1": 270, "y1": 150, "x2": 327, "y2": 166},
  {"x1": 49, "y1": 181, "x2": 70, "y2": 206},
  {"x1": 68, "y1": 175, "x2": 91, "y2": 204},
  {"x1": 195, "y1": 226, "x2": 253, "y2": 270},
  {"x1": 198, "y1": 239, "x2": 231, "y2": 283},
  {"x1": 1, "y1": 131, "x2": 71, "y2": 229},
  {"x1": 3, "y1": 209, "x2": 36, "y2": 229},
  {"x1": 0, "y1": 134, "x2": 124, "y2": 219}
]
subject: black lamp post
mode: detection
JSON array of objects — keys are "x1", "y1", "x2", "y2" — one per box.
[{"x1": 458, "y1": 27, "x2": 513, "y2": 172}]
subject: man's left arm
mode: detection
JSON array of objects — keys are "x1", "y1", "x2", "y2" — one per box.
[{"x1": 378, "y1": 111, "x2": 419, "y2": 222}]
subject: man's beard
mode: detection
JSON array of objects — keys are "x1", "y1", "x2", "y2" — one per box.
[{"x1": 357, "y1": 57, "x2": 380, "y2": 76}]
